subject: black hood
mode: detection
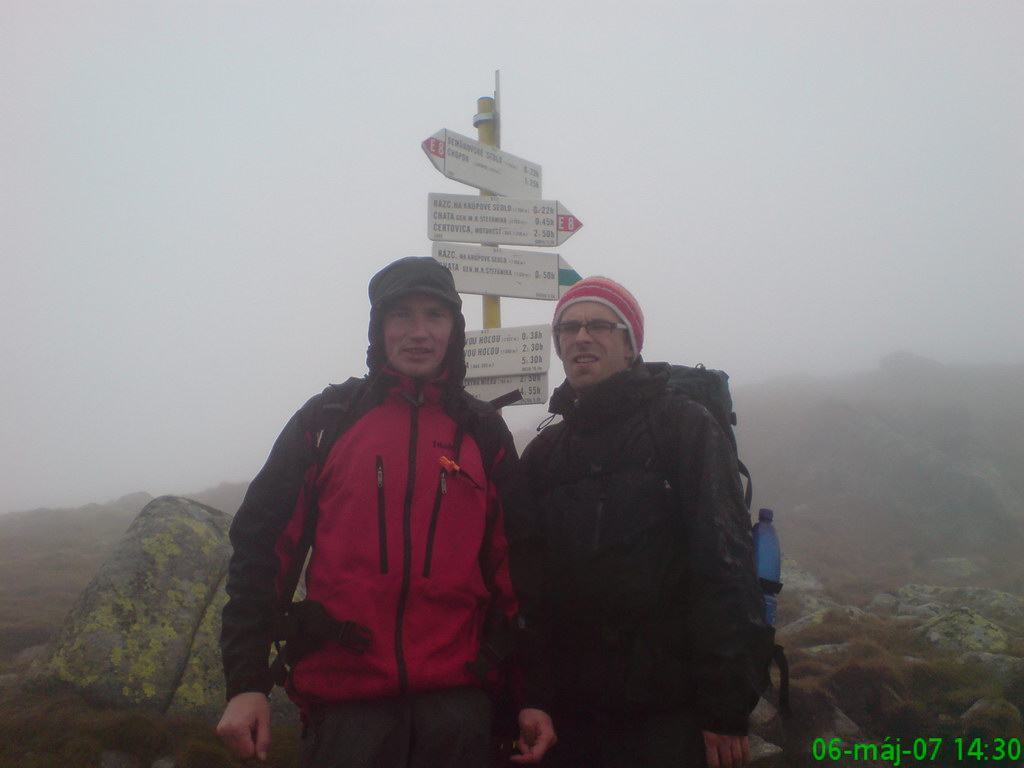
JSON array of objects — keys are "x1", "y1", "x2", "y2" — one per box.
[{"x1": 365, "y1": 256, "x2": 467, "y2": 382}]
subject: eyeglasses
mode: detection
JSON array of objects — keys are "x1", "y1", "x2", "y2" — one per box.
[{"x1": 554, "y1": 319, "x2": 628, "y2": 338}]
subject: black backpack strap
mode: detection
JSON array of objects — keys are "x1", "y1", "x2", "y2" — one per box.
[
  {"x1": 737, "y1": 459, "x2": 753, "y2": 509},
  {"x1": 270, "y1": 378, "x2": 374, "y2": 685},
  {"x1": 275, "y1": 378, "x2": 370, "y2": 614},
  {"x1": 774, "y1": 643, "x2": 791, "y2": 717}
]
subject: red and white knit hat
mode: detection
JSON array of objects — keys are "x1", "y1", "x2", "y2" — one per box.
[{"x1": 553, "y1": 276, "x2": 645, "y2": 357}]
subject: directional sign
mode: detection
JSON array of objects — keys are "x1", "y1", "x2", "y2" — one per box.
[
  {"x1": 464, "y1": 372, "x2": 549, "y2": 407},
  {"x1": 432, "y1": 244, "x2": 580, "y2": 301},
  {"x1": 428, "y1": 193, "x2": 582, "y2": 248},
  {"x1": 422, "y1": 129, "x2": 542, "y2": 199},
  {"x1": 464, "y1": 325, "x2": 550, "y2": 378}
]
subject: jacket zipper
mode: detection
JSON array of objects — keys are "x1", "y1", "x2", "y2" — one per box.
[
  {"x1": 394, "y1": 387, "x2": 421, "y2": 695},
  {"x1": 422, "y1": 468, "x2": 447, "y2": 578},
  {"x1": 376, "y1": 455, "x2": 388, "y2": 574}
]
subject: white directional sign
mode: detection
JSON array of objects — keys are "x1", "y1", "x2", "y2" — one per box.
[
  {"x1": 432, "y1": 244, "x2": 580, "y2": 301},
  {"x1": 422, "y1": 129, "x2": 542, "y2": 198},
  {"x1": 464, "y1": 325, "x2": 551, "y2": 378},
  {"x1": 428, "y1": 193, "x2": 583, "y2": 248},
  {"x1": 464, "y1": 372, "x2": 549, "y2": 407}
]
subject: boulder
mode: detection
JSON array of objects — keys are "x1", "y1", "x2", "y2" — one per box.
[
  {"x1": 749, "y1": 734, "x2": 785, "y2": 766},
  {"x1": 781, "y1": 558, "x2": 837, "y2": 619},
  {"x1": 927, "y1": 557, "x2": 984, "y2": 580},
  {"x1": 867, "y1": 593, "x2": 898, "y2": 615},
  {"x1": 166, "y1": 573, "x2": 229, "y2": 717},
  {"x1": 954, "y1": 651, "x2": 1024, "y2": 679},
  {"x1": 961, "y1": 697, "x2": 1023, "y2": 737},
  {"x1": 896, "y1": 585, "x2": 1024, "y2": 627},
  {"x1": 918, "y1": 607, "x2": 1010, "y2": 653},
  {"x1": 778, "y1": 605, "x2": 869, "y2": 641},
  {"x1": 27, "y1": 497, "x2": 231, "y2": 712},
  {"x1": 802, "y1": 643, "x2": 853, "y2": 658},
  {"x1": 956, "y1": 652, "x2": 1024, "y2": 688}
]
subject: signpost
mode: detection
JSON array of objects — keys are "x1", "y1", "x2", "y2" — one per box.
[
  {"x1": 432, "y1": 244, "x2": 580, "y2": 300},
  {"x1": 464, "y1": 372, "x2": 548, "y2": 407},
  {"x1": 464, "y1": 325, "x2": 550, "y2": 378},
  {"x1": 420, "y1": 77, "x2": 584, "y2": 406},
  {"x1": 428, "y1": 193, "x2": 583, "y2": 248},
  {"x1": 422, "y1": 129, "x2": 542, "y2": 198}
]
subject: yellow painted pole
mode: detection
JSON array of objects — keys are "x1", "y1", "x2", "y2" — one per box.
[{"x1": 474, "y1": 95, "x2": 501, "y2": 330}]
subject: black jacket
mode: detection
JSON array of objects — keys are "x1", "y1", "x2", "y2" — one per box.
[{"x1": 520, "y1": 361, "x2": 768, "y2": 733}]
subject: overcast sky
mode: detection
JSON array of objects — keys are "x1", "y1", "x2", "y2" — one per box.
[{"x1": 3, "y1": 1, "x2": 1022, "y2": 514}]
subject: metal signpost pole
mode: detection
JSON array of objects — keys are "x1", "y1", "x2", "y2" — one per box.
[{"x1": 474, "y1": 86, "x2": 500, "y2": 332}]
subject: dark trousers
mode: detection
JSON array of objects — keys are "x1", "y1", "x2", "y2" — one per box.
[
  {"x1": 542, "y1": 704, "x2": 707, "y2": 768},
  {"x1": 300, "y1": 686, "x2": 492, "y2": 768}
]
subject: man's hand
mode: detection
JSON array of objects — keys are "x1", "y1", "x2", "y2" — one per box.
[
  {"x1": 510, "y1": 707, "x2": 556, "y2": 764},
  {"x1": 217, "y1": 692, "x2": 271, "y2": 761},
  {"x1": 703, "y1": 731, "x2": 750, "y2": 768}
]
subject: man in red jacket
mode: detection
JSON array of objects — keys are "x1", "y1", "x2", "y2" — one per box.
[{"x1": 217, "y1": 257, "x2": 554, "y2": 767}]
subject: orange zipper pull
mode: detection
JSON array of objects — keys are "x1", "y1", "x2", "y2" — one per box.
[{"x1": 438, "y1": 455, "x2": 483, "y2": 490}]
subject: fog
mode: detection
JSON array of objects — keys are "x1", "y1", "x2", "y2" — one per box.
[{"x1": 2, "y1": 1, "x2": 1022, "y2": 514}]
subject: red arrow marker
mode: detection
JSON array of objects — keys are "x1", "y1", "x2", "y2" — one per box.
[
  {"x1": 558, "y1": 214, "x2": 582, "y2": 233},
  {"x1": 423, "y1": 137, "x2": 446, "y2": 159}
]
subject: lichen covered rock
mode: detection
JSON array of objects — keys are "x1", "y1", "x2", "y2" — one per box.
[
  {"x1": 918, "y1": 607, "x2": 1010, "y2": 653},
  {"x1": 167, "y1": 573, "x2": 229, "y2": 717},
  {"x1": 897, "y1": 585, "x2": 1024, "y2": 627},
  {"x1": 29, "y1": 496, "x2": 231, "y2": 712}
]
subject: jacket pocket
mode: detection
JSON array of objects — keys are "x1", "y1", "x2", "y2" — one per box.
[
  {"x1": 376, "y1": 455, "x2": 388, "y2": 574},
  {"x1": 422, "y1": 467, "x2": 447, "y2": 578}
]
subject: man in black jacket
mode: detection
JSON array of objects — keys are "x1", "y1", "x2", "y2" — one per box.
[{"x1": 521, "y1": 276, "x2": 767, "y2": 768}]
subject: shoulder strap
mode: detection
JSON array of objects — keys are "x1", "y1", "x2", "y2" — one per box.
[{"x1": 275, "y1": 378, "x2": 373, "y2": 614}]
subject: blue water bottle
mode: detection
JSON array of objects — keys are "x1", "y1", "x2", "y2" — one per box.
[{"x1": 752, "y1": 508, "x2": 782, "y2": 626}]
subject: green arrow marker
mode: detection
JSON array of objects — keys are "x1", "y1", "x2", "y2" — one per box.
[{"x1": 559, "y1": 268, "x2": 581, "y2": 288}]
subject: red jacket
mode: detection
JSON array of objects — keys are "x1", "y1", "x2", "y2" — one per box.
[{"x1": 221, "y1": 370, "x2": 524, "y2": 711}]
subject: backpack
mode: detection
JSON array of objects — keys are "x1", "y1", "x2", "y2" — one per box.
[
  {"x1": 657, "y1": 364, "x2": 752, "y2": 507},
  {"x1": 648, "y1": 363, "x2": 790, "y2": 716},
  {"x1": 269, "y1": 377, "x2": 519, "y2": 686}
]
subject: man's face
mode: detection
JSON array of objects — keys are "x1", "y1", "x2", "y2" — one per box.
[
  {"x1": 382, "y1": 293, "x2": 455, "y2": 379},
  {"x1": 558, "y1": 301, "x2": 634, "y2": 392}
]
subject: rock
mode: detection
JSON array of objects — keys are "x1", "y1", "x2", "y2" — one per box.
[
  {"x1": 13, "y1": 644, "x2": 46, "y2": 667},
  {"x1": 961, "y1": 697, "x2": 1024, "y2": 736},
  {"x1": 749, "y1": 734, "x2": 785, "y2": 766},
  {"x1": 749, "y1": 696, "x2": 784, "y2": 749},
  {"x1": 781, "y1": 558, "x2": 837, "y2": 619},
  {"x1": 782, "y1": 557, "x2": 826, "y2": 593},
  {"x1": 956, "y1": 652, "x2": 1024, "y2": 683},
  {"x1": 897, "y1": 601, "x2": 944, "y2": 622},
  {"x1": 778, "y1": 605, "x2": 869, "y2": 640},
  {"x1": 749, "y1": 697, "x2": 778, "y2": 730},
  {"x1": 897, "y1": 585, "x2": 1024, "y2": 627},
  {"x1": 832, "y1": 706, "x2": 861, "y2": 738},
  {"x1": 101, "y1": 751, "x2": 138, "y2": 768},
  {"x1": 166, "y1": 574, "x2": 229, "y2": 718},
  {"x1": 27, "y1": 497, "x2": 232, "y2": 712},
  {"x1": 151, "y1": 758, "x2": 178, "y2": 768},
  {"x1": 918, "y1": 607, "x2": 1010, "y2": 653},
  {"x1": 867, "y1": 593, "x2": 898, "y2": 615},
  {"x1": 827, "y1": 663, "x2": 906, "y2": 734},
  {"x1": 928, "y1": 557, "x2": 983, "y2": 580},
  {"x1": 802, "y1": 643, "x2": 852, "y2": 658}
]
